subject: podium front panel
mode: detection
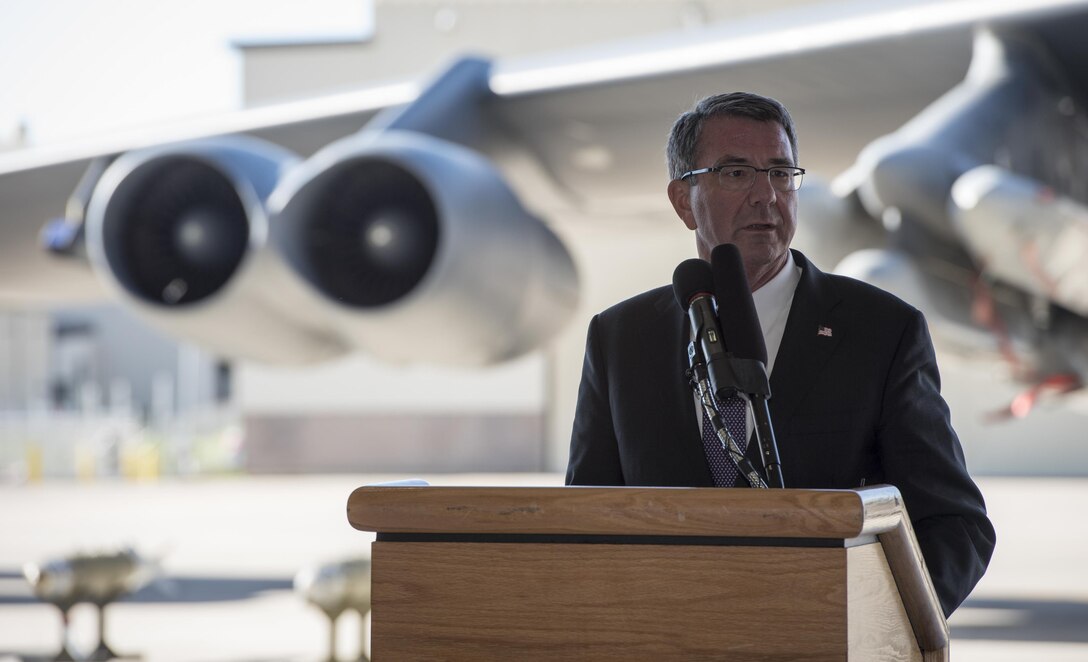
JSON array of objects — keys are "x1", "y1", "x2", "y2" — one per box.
[{"x1": 372, "y1": 540, "x2": 853, "y2": 660}]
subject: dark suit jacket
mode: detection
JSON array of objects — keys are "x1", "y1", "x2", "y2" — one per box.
[{"x1": 566, "y1": 249, "x2": 996, "y2": 616}]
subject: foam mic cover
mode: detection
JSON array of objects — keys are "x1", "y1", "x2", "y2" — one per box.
[
  {"x1": 672, "y1": 258, "x2": 715, "y2": 310},
  {"x1": 674, "y1": 258, "x2": 731, "y2": 391},
  {"x1": 711, "y1": 243, "x2": 768, "y2": 365}
]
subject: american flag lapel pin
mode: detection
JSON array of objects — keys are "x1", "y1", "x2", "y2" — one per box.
[{"x1": 817, "y1": 325, "x2": 833, "y2": 337}]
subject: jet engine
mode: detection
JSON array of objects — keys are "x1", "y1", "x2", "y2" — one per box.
[
  {"x1": 84, "y1": 136, "x2": 350, "y2": 363},
  {"x1": 268, "y1": 130, "x2": 579, "y2": 366},
  {"x1": 82, "y1": 130, "x2": 579, "y2": 366}
]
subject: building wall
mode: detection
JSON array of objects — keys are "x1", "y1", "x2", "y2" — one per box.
[
  {"x1": 0, "y1": 312, "x2": 50, "y2": 410},
  {"x1": 243, "y1": 411, "x2": 543, "y2": 473}
]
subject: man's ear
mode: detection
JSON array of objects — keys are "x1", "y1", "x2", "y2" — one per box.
[{"x1": 667, "y1": 179, "x2": 697, "y2": 231}]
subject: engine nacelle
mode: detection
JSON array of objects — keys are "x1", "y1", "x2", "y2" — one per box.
[
  {"x1": 268, "y1": 130, "x2": 579, "y2": 366},
  {"x1": 854, "y1": 141, "x2": 968, "y2": 241},
  {"x1": 950, "y1": 165, "x2": 1088, "y2": 317},
  {"x1": 84, "y1": 137, "x2": 350, "y2": 363}
]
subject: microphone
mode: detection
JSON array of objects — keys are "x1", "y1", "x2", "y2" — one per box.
[
  {"x1": 711, "y1": 243, "x2": 785, "y2": 488},
  {"x1": 672, "y1": 259, "x2": 731, "y2": 399},
  {"x1": 673, "y1": 258, "x2": 768, "y2": 489}
]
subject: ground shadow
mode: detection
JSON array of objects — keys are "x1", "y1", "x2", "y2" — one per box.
[
  {"x1": 0, "y1": 568, "x2": 293, "y2": 605},
  {"x1": 952, "y1": 597, "x2": 1088, "y2": 643}
]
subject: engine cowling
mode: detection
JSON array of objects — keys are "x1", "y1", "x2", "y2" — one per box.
[
  {"x1": 268, "y1": 130, "x2": 579, "y2": 366},
  {"x1": 950, "y1": 164, "x2": 1088, "y2": 317}
]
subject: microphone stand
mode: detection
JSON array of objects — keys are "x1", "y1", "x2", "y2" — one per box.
[
  {"x1": 750, "y1": 392, "x2": 785, "y2": 489},
  {"x1": 687, "y1": 343, "x2": 768, "y2": 489}
]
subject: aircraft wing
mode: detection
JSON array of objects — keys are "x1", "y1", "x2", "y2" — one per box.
[{"x1": 2, "y1": 0, "x2": 1087, "y2": 369}]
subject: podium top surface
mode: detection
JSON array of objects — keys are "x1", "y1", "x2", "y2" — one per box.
[{"x1": 347, "y1": 485, "x2": 904, "y2": 540}]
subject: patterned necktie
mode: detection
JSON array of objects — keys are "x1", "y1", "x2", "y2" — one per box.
[{"x1": 700, "y1": 392, "x2": 748, "y2": 487}]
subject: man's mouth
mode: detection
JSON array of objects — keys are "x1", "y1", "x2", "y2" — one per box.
[{"x1": 742, "y1": 223, "x2": 775, "y2": 231}]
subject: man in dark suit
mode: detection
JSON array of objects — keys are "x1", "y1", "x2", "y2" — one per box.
[{"x1": 566, "y1": 92, "x2": 995, "y2": 617}]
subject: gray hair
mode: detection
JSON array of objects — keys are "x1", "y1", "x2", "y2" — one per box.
[{"x1": 666, "y1": 92, "x2": 798, "y2": 180}]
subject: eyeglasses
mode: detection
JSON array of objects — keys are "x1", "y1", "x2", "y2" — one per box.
[{"x1": 679, "y1": 164, "x2": 806, "y2": 192}]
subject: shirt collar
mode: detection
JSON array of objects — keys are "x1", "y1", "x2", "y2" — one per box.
[{"x1": 752, "y1": 250, "x2": 800, "y2": 327}]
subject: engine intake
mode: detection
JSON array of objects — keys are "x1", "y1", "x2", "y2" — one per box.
[{"x1": 299, "y1": 159, "x2": 439, "y2": 308}]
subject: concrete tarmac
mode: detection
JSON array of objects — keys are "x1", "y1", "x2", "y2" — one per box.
[{"x1": 1, "y1": 474, "x2": 1085, "y2": 661}]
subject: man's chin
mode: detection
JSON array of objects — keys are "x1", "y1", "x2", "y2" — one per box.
[
  {"x1": 736, "y1": 244, "x2": 788, "y2": 286},
  {"x1": 733, "y1": 237, "x2": 783, "y2": 260}
]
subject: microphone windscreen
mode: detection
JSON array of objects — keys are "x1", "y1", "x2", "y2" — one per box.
[
  {"x1": 672, "y1": 258, "x2": 715, "y2": 311},
  {"x1": 711, "y1": 243, "x2": 767, "y2": 364}
]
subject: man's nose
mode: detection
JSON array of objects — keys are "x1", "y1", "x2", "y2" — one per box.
[{"x1": 747, "y1": 170, "x2": 777, "y2": 205}]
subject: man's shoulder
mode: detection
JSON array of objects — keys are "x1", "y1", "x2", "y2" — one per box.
[
  {"x1": 818, "y1": 268, "x2": 923, "y2": 325},
  {"x1": 831, "y1": 272, "x2": 914, "y2": 307},
  {"x1": 791, "y1": 250, "x2": 923, "y2": 332},
  {"x1": 596, "y1": 284, "x2": 677, "y2": 323},
  {"x1": 793, "y1": 250, "x2": 916, "y2": 312}
]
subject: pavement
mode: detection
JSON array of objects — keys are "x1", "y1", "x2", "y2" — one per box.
[{"x1": 1, "y1": 473, "x2": 1086, "y2": 661}]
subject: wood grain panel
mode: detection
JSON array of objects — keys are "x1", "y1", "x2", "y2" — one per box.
[
  {"x1": 847, "y1": 544, "x2": 921, "y2": 662},
  {"x1": 371, "y1": 541, "x2": 849, "y2": 661}
]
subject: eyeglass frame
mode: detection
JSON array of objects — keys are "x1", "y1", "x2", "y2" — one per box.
[{"x1": 678, "y1": 164, "x2": 807, "y2": 192}]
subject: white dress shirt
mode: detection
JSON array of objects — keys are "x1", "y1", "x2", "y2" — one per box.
[{"x1": 752, "y1": 249, "x2": 802, "y2": 376}]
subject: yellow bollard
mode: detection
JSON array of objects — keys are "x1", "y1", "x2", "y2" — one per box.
[
  {"x1": 75, "y1": 444, "x2": 96, "y2": 482},
  {"x1": 136, "y1": 443, "x2": 160, "y2": 482},
  {"x1": 25, "y1": 443, "x2": 43, "y2": 482}
]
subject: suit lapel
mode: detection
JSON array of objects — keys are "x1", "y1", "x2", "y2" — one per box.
[{"x1": 768, "y1": 251, "x2": 845, "y2": 422}]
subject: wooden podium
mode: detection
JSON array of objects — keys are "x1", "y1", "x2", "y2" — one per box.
[{"x1": 347, "y1": 485, "x2": 948, "y2": 661}]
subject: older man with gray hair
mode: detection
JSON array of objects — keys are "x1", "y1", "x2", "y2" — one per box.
[{"x1": 566, "y1": 91, "x2": 995, "y2": 617}]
